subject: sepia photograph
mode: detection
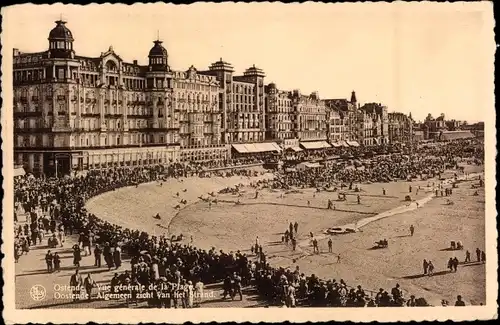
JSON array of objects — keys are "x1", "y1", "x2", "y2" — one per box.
[{"x1": 1, "y1": 2, "x2": 497, "y2": 323}]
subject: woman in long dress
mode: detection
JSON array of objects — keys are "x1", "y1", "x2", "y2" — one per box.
[
  {"x1": 186, "y1": 281, "x2": 194, "y2": 308},
  {"x1": 113, "y1": 246, "x2": 122, "y2": 269},
  {"x1": 151, "y1": 260, "x2": 159, "y2": 281},
  {"x1": 194, "y1": 280, "x2": 204, "y2": 307},
  {"x1": 72, "y1": 244, "x2": 81, "y2": 267}
]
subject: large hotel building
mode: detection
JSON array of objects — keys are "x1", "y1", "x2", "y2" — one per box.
[
  {"x1": 13, "y1": 20, "x2": 408, "y2": 176},
  {"x1": 13, "y1": 20, "x2": 271, "y2": 175}
]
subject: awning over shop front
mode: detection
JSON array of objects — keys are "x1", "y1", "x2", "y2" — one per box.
[
  {"x1": 232, "y1": 144, "x2": 249, "y2": 154},
  {"x1": 255, "y1": 142, "x2": 282, "y2": 152},
  {"x1": 14, "y1": 167, "x2": 26, "y2": 177},
  {"x1": 441, "y1": 131, "x2": 475, "y2": 141},
  {"x1": 297, "y1": 162, "x2": 322, "y2": 169},
  {"x1": 287, "y1": 146, "x2": 303, "y2": 152},
  {"x1": 300, "y1": 141, "x2": 331, "y2": 150},
  {"x1": 232, "y1": 142, "x2": 282, "y2": 154},
  {"x1": 330, "y1": 142, "x2": 342, "y2": 147},
  {"x1": 339, "y1": 140, "x2": 350, "y2": 147},
  {"x1": 346, "y1": 141, "x2": 360, "y2": 147}
]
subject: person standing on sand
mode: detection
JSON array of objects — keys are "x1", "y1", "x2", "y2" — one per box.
[
  {"x1": 328, "y1": 238, "x2": 333, "y2": 253},
  {"x1": 70, "y1": 269, "x2": 83, "y2": 302},
  {"x1": 410, "y1": 225, "x2": 415, "y2": 236},
  {"x1": 481, "y1": 250, "x2": 486, "y2": 263},
  {"x1": 465, "y1": 250, "x2": 471, "y2": 263},
  {"x1": 476, "y1": 248, "x2": 481, "y2": 262},
  {"x1": 53, "y1": 252, "x2": 61, "y2": 272},
  {"x1": 428, "y1": 261, "x2": 435, "y2": 276},
  {"x1": 312, "y1": 238, "x2": 319, "y2": 254},
  {"x1": 94, "y1": 244, "x2": 102, "y2": 267},
  {"x1": 45, "y1": 250, "x2": 53, "y2": 273},
  {"x1": 455, "y1": 295, "x2": 466, "y2": 306},
  {"x1": 453, "y1": 257, "x2": 459, "y2": 272},
  {"x1": 447, "y1": 258, "x2": 454, "y2": 272},
  {"x1": 423, "y1": 259, "x2": 428, "y2": 275},
  {"x1": 337, "y1": 254, "x2": 341, "y2": 263},
  {"x1": 72, "y1": 244, "x2": 81, "y2": 267}
]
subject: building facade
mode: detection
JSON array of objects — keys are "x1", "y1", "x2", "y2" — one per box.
[
  {"x1": 357, "y1": 103, "x2": 389, "y2": 146},
  {"x1": 13, "y1": 20, "x2": 231, "y2": 175},
  {"x1": 201, "y1": 60, "x2": 266, "y2": 144},
  {"x1": 388, "y1": 112, "x2": 413, "y2": 143},
  {"x1": 291, "y1": 90, "x2": 327, "y2": 142},
  {"x1": 264, "y1": 83, "x2": 295, "y2": 142},
  {"x1": 324, "y1": 91, "x2": 358, "y2": 141},
  {"x1": 421, "y1": 114, "x2": 446, "y2": 140},
  {"x1": 264, "y1": 85, "x2": 327, "y2": 145},
  {"x1": 326, "y1": 106, "x2": 345, "y2": 142},
  {"x1": 15, "y1": 20, "x2": 458, "y2": 175}
]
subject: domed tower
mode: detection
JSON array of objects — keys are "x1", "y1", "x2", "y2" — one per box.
[
  {"x1": 148, "y1": 40, "x2": 169, "y2": 72},
  {"x1": 48, "y1": 20, "x2": 75, "y2": 59}
]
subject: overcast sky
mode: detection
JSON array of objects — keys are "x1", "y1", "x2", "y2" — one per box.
[{"x1": 2, "y1": 2, "x2": 494, "y2": 122}]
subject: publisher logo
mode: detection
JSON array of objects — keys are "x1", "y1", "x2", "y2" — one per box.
[{"x1": 30, "y1": 284, "x2": 47, "y2": 301}]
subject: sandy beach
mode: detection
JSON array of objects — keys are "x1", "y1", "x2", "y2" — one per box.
[{"x1": 86, "y1": 164, "x2": 485, "y2": 306}]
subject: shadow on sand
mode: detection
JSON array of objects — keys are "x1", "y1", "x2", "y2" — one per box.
[
  {"x1": 439, "y1": 247, "x2": 461, "y2": 252},
  {"x1": 461, "y1": 261, "x2": 484, "y2": 267},
  {"x1": 368, "y1": 246, "x2": 387, "y2": 250},
  {"x1": 402, "y1": 270, "x2": 450, "y2": 279}
]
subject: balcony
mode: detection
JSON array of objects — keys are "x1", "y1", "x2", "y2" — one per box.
[
  {"x1": 15, "y1": 127, "x2": 51, "y2": 133},
  {"x1": 14, "y1": 111, "x2": 42, "y2": 118}
]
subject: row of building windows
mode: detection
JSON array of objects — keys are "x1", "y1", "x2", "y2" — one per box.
[
  {"x1": 175, "y1": 81, "x2": 219, "y2": 91},
  {"x1": 175, "y1": 92, "x2": 218, "y2": 102},
  {"x1": 150, "y1": 57, "x2": 165, "y2": 65},
  {"x1": 229, "y1": 132, "x2": 264, "y2": 143},
  {"x1": 14, "y1": 55, "x2": 43, "y2": 64},
  {"x1": 13, "y1": 69, "x2": 45, "y2": 82},
  {"x1": 49, "y1": 41, "x2": 73, "y2": 50}
]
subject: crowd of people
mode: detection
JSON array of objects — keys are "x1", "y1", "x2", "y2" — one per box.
[
  {"x1": 268, "y1": 140, "x2": 483, "y2": 191},
  {"x1": 13, "y1": 139, "x2": 484, "y2": 307}
]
